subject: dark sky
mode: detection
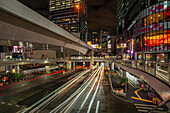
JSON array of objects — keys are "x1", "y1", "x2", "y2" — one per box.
[
  {"x1": 87, "y1": 0, "x2": 116, "y2": 35},
  {"x1": 18, "y1": 0, "x2": 116, "y2": 35}
]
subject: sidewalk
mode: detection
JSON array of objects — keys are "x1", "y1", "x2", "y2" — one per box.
[{"x1": 109, "y1": 72, "x2": 161, "y2": 104}]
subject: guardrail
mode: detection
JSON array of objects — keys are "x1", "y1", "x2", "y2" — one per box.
[{"x1": 114, "y1": 60, "x2": 170, "y2": 85}]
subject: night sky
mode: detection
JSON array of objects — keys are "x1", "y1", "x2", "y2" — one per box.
[{"x1": 18, "y1": 0, "x2": 116, "y2": 35}]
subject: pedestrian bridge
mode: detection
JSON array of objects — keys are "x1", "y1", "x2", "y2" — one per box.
[{"x1": 0, "y1": 57, "x2": 169, "y2": 105}]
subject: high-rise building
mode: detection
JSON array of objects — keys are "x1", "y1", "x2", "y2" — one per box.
[
  {"x1": 88, "y1": 29, "x2": 110, "y2": 53},
  {"x1": 88, "y1": 30, "x2": 100, "y2": 44},
  {"x1": 116, "y1": 0, "x2": 170, "y2": 62},
  {"x1": 49, "y1": 0, "x2": 88, "y2": 42},
  {"x1": 100, "y1": 30, "x2": 109, "y2": 52}
]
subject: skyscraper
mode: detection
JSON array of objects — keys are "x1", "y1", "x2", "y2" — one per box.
[{"x1": 49, "y1": 0, "x2": 87, "y2": 42}]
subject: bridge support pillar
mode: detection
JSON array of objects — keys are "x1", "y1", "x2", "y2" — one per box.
[
  {"x1": 90, "y1": 50, "x2": 94, "y2": 70},
  {"x1": 66, "y1": 57, "x2": 71, "y2": 72},
  {"x1": 73, "y1": 61, "x2": 76, "y2": 70},
  {"x1": 123, "y1": 70, "x2": 127, "y2": 93},
  {"x1": 111, "y1": 63, "x2": 114, "y2": 71},
  {"x1": 168, "y1": 64, "x2": 170, "y2": 84},
  {"x1": 15, "y1": 65, "x2": 20, "y2": 74},
  {"x1": 5, "y1": 65, "x2": 12, "y2": 73}
]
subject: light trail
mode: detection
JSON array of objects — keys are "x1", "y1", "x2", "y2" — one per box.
[
  {"x1": 87, "y1": 65, "x2": 104, "y2": 113},
  {"x1": 50, "y1": 66, "x2": 101, "y2": 113},
  {"x1": 77, "y1": 68, "x2": 102, "y2": 113},
  {"x1": 22, "y1": 69, "x2": 90, "y2": 113}
]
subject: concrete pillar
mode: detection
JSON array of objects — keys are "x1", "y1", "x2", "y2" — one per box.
[
  {"x1": 66, "y1": 57, "x2": 71, "y2": 72},
  {"x1": 142, "y1": 52, "x2": 145, "y2": 60},
  {"x1": 135, "y1": 53, "x2": 137, "y2": 60},
  {"x1": 73, "y1": 61, "x2": 76, "y2": 70},
  {"x1": 5, "y1": 65, "x2": 12, "y2": 73},
  {"x1": 111, "y1": 63, "x2": 114, "y2": 71},
  {"x1": 42, "y1": 44, "x2": 45, "y2": 50},
  {"x1": 90, "y1": 50, "x2": 94, "y2": 70},
  {"x1": 15, "y1": 65, "x2": 20, "y2": 74},
  {"x1": 123, "y1": 70, "x2": 127, "y2": 93},
  {"x1": 63, "y1": 52, "x2": 66, "y2": 58},
  {"x1": 168, "y1": 64, "x2": 170, "y2": 84},
  {"x1": 46, "y1": 44, "x2": 48, "y2": 50}
]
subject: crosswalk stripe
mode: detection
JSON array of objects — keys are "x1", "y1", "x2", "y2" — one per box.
[
  {"x1": 138, "y1": 109, "x2": 167, "y2": 113},
  {"x1": 15, "y1": 105, "x2": 20, "y2": 107},
  {"x1": 135, "y1": 103, "x2": 157, "y2": 107},
  {"x1": 136, "y1": 106, "x2": 153, "y2": 109},
  {"x1": 138, "y1": 109, "x2": 148, "y2": 112},
  {"x1": 1, "y1": 102, "x2": 5, "y2": 104},
  {"x1": 8, "y1": 103, "x2": 12, "y2": 105},
  {"x1": 151, "y1": 111, "x2": 168, "y2": 113},
  {"x1": 136, "y1": 106, "x2": 164, "y2": 110},
  {"x1": 135, "y1": 103, "x2": 167, "y2": 113}
]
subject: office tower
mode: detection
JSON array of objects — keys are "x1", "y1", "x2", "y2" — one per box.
[{"x1": 49, "y1": 0, "x2": 88, "y2": 42}]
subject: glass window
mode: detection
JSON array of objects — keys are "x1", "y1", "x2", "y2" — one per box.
[{"x1": 143, "y1": 11, "x2": 169, "y2": 26}]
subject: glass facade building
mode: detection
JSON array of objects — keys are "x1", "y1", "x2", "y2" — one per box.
[
  {"x1": 116, "y1": 0, "x2": 170, "y2": 62},
  {"x1": 49, "y1": 0, "x2": 87, "y2": 42}
]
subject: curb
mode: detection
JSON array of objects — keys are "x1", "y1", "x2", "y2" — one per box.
[{"x1": 108, "y1": 74, "x2": 134, "y2": 103}]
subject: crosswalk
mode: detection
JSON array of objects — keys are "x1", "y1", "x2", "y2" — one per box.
[{"x1": 134, "y1": 103, "x2": 168, "y2": 113}]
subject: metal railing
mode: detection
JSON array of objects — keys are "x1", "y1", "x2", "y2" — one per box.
[
  {"x1": 0, "y1": 57, "x2": 169, "y2": 85},
  {"x1": 147, "y1": 99, "x2": 170, "y2": 113},
  {"x1": 114, "y1": 60, "x2": 170, "y2": 85}
]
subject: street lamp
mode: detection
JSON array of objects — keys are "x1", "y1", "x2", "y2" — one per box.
[
  {"x1": 76, "y1": 4, "x2": 80, "y2": 55},
  {"x1": 75, "y1": 4, "x2": 80, "y2": 34}
]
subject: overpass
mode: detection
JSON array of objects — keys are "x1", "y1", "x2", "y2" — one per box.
[{"x1": 0, "y1": 0, "x2": 93, "y2": 55}]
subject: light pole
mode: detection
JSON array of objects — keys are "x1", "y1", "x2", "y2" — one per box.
[
  {"x1": 76, "y1": 4, "x2": 80, "y2": 34},
  {"x1": 76, "y1": 4, "x2": 80, "y2": 55}
]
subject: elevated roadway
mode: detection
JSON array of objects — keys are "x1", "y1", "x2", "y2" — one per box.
[{"x1": 0, "y1": 0, "x2": 92, "y2": 55}]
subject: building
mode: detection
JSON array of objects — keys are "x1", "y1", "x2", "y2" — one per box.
[
  {"x1": 116, "y1": 0, "x2": 170, "y2": 62},
  {"x1": 100, "y1": 30, "x2": 110, "y2": 53},
  {"x1": 88, "y1": 30, "x2": 100, "y2": 44},
  {"x1": 88, "y1": 29, "x2": 110, "y2": 53},
  {"x1": 49, "y1": 0, "x2": 88, "y2": 42}
]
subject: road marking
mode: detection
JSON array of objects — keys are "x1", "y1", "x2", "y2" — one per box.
[
  {"x1": 23, "y1": 70, "x2": 90, "y2": 113},
  {"x1": 100, "y1": 85, "x2": 104, "y2": 94},
  {"x1": 136, "y1": 106, "x2": 153, "y2": 109},
  {"x1": 149, "y1": 111, "x2": 168, "y2": 113},
  {"x1": 95, "y1": 101, "x2": 100, "y2": 113},
  {"x1": 102, "y1": 84, "x2": 110, "y2": 86},
  {"x1": 134, "y1": 104, "x2": 157, "y2": 107},
  {"x1": 131, "y1": 88, "x2": 153, "y2": 103},
  {"x1": 128, "y1": 81, "x2": 135, "y2": 88},
  {"x1": 15, "y1": 105, "x2": 20, "y2": 107},
  {"x1": 1, "y1": 102, "x2": 5, "y2": 104},
  {"x1": 131, "y1": 96, "x2": 153, "y2": 103},
  {"x1": 135, "y1": 88, "x2": 142, "y2": 99},
  {"x1": 136, "y1": 106, "x2": 164, "y2": 110},
  {"x1": 0, "y1": 93, "x2": 8, "y2": 96},
  {"x1": 138, "y1": 109, "x2": 148, "y2": 112},
  {"x1": 87, "y1": 66, "x2": 104, "y2": 113},
  {"x1": 8, "y1": 103, "x2": 12, "y2": 106},
  {"x1": 135, "y1": 103, "x2": 167, "y2": 113}
]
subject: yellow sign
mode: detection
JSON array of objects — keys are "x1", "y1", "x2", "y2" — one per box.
[
  {"x1": 12, "y1": 69, "x2": 15, "y2": 73},
  {"x1": 87, "y1": 41, "x2": 92, "y2": 46}
]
